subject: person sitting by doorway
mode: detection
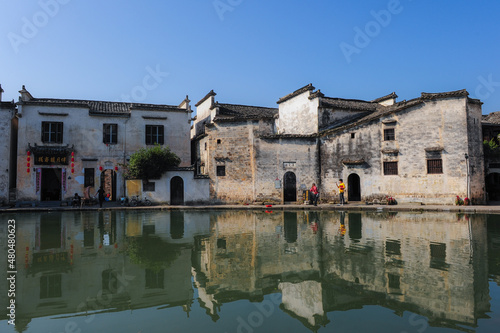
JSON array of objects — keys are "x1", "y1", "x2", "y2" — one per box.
[
  {"x1": 72, "y1": 193, "x2": 81, "y2": 207},
  {"x1": 310, "y1": 183, "x2": 319, "y2": 206}
]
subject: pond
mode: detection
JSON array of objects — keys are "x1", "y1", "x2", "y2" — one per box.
[{"x1": 1, "y1": 210, "x2": 499, "y2": 332}]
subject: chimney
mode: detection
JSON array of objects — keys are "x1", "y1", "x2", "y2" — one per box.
[{"x1": 19, "y1": 85, "x2": 34, "y2": 102}]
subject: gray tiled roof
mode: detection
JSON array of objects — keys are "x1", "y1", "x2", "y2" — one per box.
[
  {"x1": 322, "y1": 89, "x2": 473, "y2": 136},
  {"x1": 214, "y1": 103, "x2": 278, "y2": 121},
  {"x1": 482, "y1": 111, "x2": 500, "y2": 125},
  {"x1": 20, "y1": 98, "x2": 185, "y2": 116},
  {"x1": 319, "y1": 96, "x2": 379, "y2": 111},
  {"x1": 0, "y1": 101, "x2": 16, "y2": 109}
]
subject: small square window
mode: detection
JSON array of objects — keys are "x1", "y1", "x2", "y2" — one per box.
[
  {"x1": 217, "y1": 238, "x2": 226, "y2": 249},
  {"x1": 383, "y1": 161, "x2": 398, "y2": 175},
  {"x1": 143, "y1": 181, "x2": 155, "y2": 192},
  {"x1": 427, "y1": 159, "x2": 443, "y2": 174},
  {"x1": 145, "y1": 269, "x2": 164, "y2": 289},
  {"x1": 387, "y1": 273, "x2": 400, "y2": 289},
  {"x1": 40, "y1": 274, "x2": 62, "y2": 299},
  {"x1": 385, "y1": 240, "x2": 401, "y2": 256},
  {"x1": 351, "y1": 133, "x2": 355, "y2": 139},
  {"x1": 217, "y1": 139, "x2": 221, "y2": 144},
  {"x1": 384, "y1": 128, "x2": 395, "y2": 141},
  {"x1": 217, "y1": 165, "x2": 226, "y2": 176}
]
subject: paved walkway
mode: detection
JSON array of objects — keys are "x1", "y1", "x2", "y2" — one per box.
[{"x1": 2, "y1": 201, "x2": 500, "y2": 214}]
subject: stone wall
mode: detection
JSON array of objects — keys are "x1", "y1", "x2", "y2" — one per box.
[
  {"x1": 0, "y1": 104, "x2": 14, "y2": 203},
  {"x1": 320, "y1": 96, "x2": 485, "y2": 204},
  {"x1": 205, "y1": 121, "x2": 256, "y2": 203},
  {"x1": 255, "y1": 136, "x2": 320, "y2": 203}
]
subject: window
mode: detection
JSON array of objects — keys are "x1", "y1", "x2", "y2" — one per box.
[
  {"x1": 351, "y1": 133, "x2": 355, "y2": 139},
  {"x1": 217, "y1": 139, "x2": 221, "y2": 144},
  {"x1": 204, "y1": 142, "x2": 207, "y2": 150},
  {"x1": 217, "y1": 165, "x2": 226, "y2": 176},
  {"x1": 387, "y1": 273, "x2": 400, "y2": 289},
  {"x1": 217, "y1": 238, "x2": 227, "y2": 249},
  {"x1": 84, "y1": 168, "x2": 94, "y2": 187},
  {"x1": 103, "y1": 124, "x2": 118, "y2": 144},
  {"x1": 383, "y1": 161, "x2": 398, "y2": 175},
  {"x1": 430, "y1": 242, "x2": 448, "y2": 270},
  {"x1": 143, "y1": 181, "x2": 155, "y2": 192},
  {"x1": 145, "y1": 269, "x2": 164, "y2": 289},
  {"x1": 384, "y1": 128, "x2": 395, "y2": 141},
  {"x1": 41, "y1": 122, "x2": 63, "y2": 143},
  {"x1": 385, "y1": 240, "x2": 401, "y2": 256},
  {"x1": 40, "y1": 274, "x2": 62, "y2": 299},
  {"x1": 145, "y1": 125, "x2": 164, "y2": 145},
  {"x1": 427, "y1": 159, "x2": 443, "y2": 174},
  {"x1": 102, "y1": 270, "x2": 118, "y2": 294}
]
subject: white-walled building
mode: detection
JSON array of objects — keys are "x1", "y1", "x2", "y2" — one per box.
[
  {"x1": 0, "y1": 85, "x2": 16, "y2": 205},
  {"x1": 15, "y1": 86, "x2": 208, "y2": 204}
]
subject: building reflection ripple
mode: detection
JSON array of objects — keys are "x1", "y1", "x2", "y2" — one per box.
[{"x1": 2, "y1": 210, "x2": 498, "y2": 332}]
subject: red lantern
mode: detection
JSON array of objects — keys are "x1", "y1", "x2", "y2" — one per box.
[
  {"x1": 27, "y1": 157, "x2": 30, "y2": 162},
  {"x1": 27, "y1": 151, "x2": 31, "y2": 156},
  {"x1": 71, "y1": 152, "x2": 74, "y2": 156},
  {"x1": 71, "y1": 163, "x2": 74, "y2": 167},
  {"x1": 71, "y1": 157, "x2": 74, "y2": 162},
  {"x1": 27, "y1": 168, "x2": 30, "y2": 173},
  {"x1": 27, "y1": 162, "x2": 30, "y2": 167},
  {"x1": 114, "y1": 166, "x2": 118, "y2": 171},
  {"x1": 71, "y1": 168, "x2": 74, "y2": 173},
  {"x1": 99, "y1": 166, "x2": 103, "y2": 171}
]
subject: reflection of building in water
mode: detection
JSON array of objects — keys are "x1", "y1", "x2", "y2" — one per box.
[
  {"x1": 487, "y1": 215, "x2": 500, "y2": 285},
  {"x1": 321, "y1": 212, "x2": 490, "y2": 330},
  {"x1": 0, "y1": 220, "x2": 10, "y2": 321},
  {"x1": 192, "y1": 211, "x2": 327, "y2": 329},
  {"x1": 9, "y1": 210, "x2": 493, "y2": 332},
  {"x1": 11, "y1": 211, "x2": 210, "y2": 332},
  {"x1": 192, "y1": 211, "x2": 490, "y2": 331}
]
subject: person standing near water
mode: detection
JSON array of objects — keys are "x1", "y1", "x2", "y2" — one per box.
[
  {"x1": 336, "y1": 179, "x2": 345, "y2": 205},
  {"x1": 96, "y1": 186, "x2": 106, "y2": 208}
]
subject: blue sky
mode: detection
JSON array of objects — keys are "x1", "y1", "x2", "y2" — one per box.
[{"x1": 1, "y1": 0, "x2": 500, "y2": 114}]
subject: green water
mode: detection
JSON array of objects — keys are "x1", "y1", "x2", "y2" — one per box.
[{"x1": 1, "y1": 210, "x2": 499, "y2": 332}]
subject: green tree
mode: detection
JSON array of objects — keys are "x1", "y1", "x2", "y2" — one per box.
[{"x1": 125, "y1": 144, "x2": 181, "y2": 180}]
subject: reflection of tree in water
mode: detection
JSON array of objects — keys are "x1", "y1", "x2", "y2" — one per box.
[{"x1": 127, "y1": 236, "x2": 183, "y2": 271}]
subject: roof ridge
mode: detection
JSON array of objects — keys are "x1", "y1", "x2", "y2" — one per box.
[
  {"x1": 217, "y1": 102, "x2": 278, "y2": 110},
  {"x1": 195, "y1": 90, "x2": 216, "y2": 107},
  {"x1": 371, "y1": 92, "x2": 398, "y2": 103},
  {"x1": 277, "y1": 83, "x2": 315, "y2": 104}
]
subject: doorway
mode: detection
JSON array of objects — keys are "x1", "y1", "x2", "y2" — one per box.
[
  {"x1": 348, "y1": 173, "x2": 361, "y2": 202},
  {"x1": 171, "y1": 176, "x2": 184, "y2": 205},
  {"x1": 486, "y1": 173, "x2": 500, "y2": 201},
  {"x1": 100, "y1": 170, "x2": 117, "y2": 201},
  {"x1": 41, "y1": 168, "x2": 62, "y2": 201},
  {"x1": 283, "y1": 172, "x2": 297, "y2": 202}
]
